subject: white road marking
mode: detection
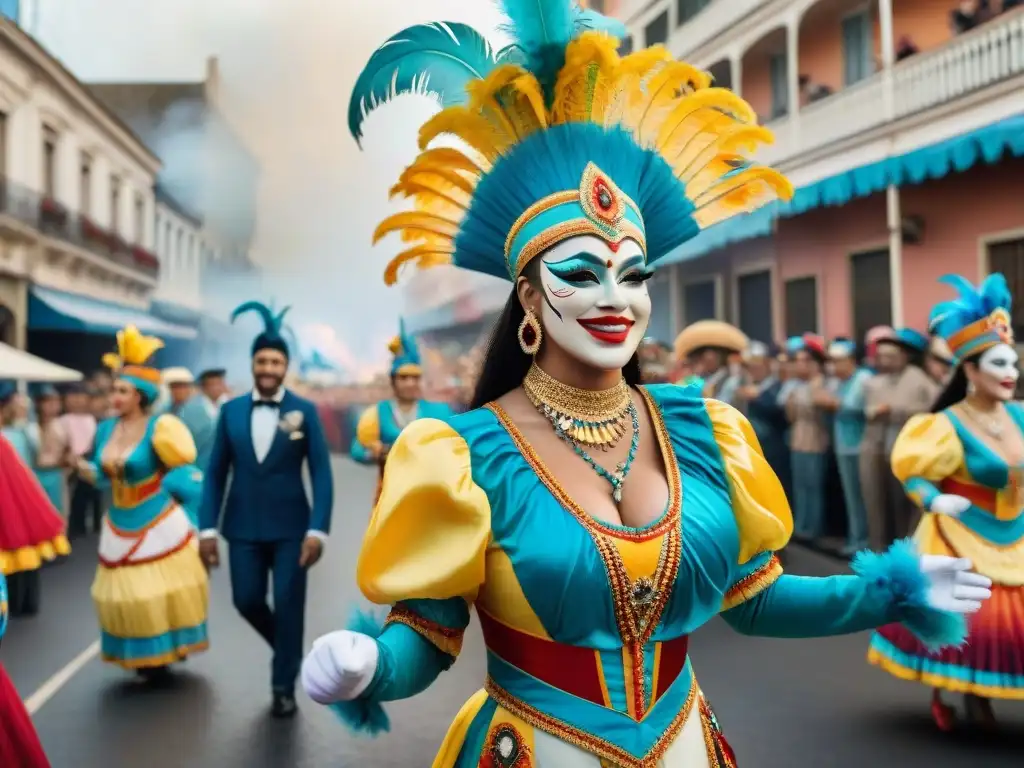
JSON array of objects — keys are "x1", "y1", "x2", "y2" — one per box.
[{"x1": 24, "y1": 640, "x2": 100, "y2": 715}]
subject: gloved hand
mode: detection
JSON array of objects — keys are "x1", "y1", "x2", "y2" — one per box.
[
  {"x1": 930, "y1": 494, "x2": 971, "y2": 518},
  {"x1": 919, "y1": 555, "x2": 991, "y2": 614},
  {"x1": 301, "y1": 630, "x2": 379, "y2": 704}
]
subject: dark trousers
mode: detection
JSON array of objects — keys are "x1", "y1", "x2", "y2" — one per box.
[
  {"x1": 792, "y1": 451, "x2": 827, "y2": 539},
  {"x1": 8, "y1": 570, "x2": 41, "y2": 616},
  {"x1": 68, "y1": 477, "x2": 104, "y2": 537},
  {"x1": 228, "y1": 539, "x2": 308, "y2": 694}
]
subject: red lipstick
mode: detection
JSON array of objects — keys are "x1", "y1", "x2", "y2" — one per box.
[{"x1": 577, "y1": 316, "x2": 635, "y2": 344}]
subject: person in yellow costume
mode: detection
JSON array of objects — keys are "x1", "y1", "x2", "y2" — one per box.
[
  {"x1": 299, "y1": 3, "x2": 991, "y2": 765},
  {"x1": 75, "y1": 325, "x2": 209, "y2": 680},
  {"x1": 868, "y1": 273, "x2": 1024, "y2": 731}
]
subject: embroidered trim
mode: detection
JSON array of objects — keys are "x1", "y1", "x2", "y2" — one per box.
[
  {"x1": 480, "y1": 722, "x2": 532, "y2": 768},
  {"x1": 512, "y1": 219, "x2": 646, "y2": 278},
  {"x1": 486, "y1": 675, "x2": 696, "y2": 768},
  {"x1": 384, "y1": 603, "x2": 465, "y2": 658},
  {"x1": 699, "y1": 694, "x2": 737, "y2": 767},
  {"x1": 720, "y1": 554, "x2": 782, "y2": 612},
  {"x1": 488, "y1": 388, "x2": 683, "y2": 720},
  {"x1": 934, "y1": 515, "x2": 1024, "y2": 586}
]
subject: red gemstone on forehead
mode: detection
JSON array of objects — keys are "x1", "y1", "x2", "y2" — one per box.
[{"x1": 607, "y1": 240, "x2": 621, "y2": 253}]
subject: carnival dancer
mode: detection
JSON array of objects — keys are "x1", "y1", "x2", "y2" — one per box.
[
  {"x1": 199, "y1": 301, "x2": 333, "y2": 718},
  {"x1": 0, "y1": 430, "x2": 69, "y2": 618},
  {"x1": 868, "y1": 273, "x2": 1024, "y2": 730},
  {"x1": 0, "y1": 573, "x2": 52, "y2": 767},
  {"x1": 75, "y1": 326, "x2": 209, "y2": 679},
  {"x1": 298, "y1": 4, "x2": 993, "y2": 765},
  {"x1": 351, "y1": 320, "x2": 454, "y2": 504}
]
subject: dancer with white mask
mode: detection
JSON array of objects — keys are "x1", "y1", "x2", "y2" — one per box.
[
  {"x1": 301, "y1": 3, "x2": 992, "y2": 765},
  {"x1": 869, "y1": 273, "x2": 1024, "y2": 731}
]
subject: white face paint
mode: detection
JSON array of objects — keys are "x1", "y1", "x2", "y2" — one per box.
[
  {"x1": 977, "y1": 343, "x2": 1019, "y2": 400},
  {"x1": 535, "y1": 235, "x2": 652, "y2": 371}
]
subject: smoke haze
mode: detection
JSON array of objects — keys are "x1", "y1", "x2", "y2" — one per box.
[{"x1": 36, "y1": 0, "x2": 510, "y2": 374}]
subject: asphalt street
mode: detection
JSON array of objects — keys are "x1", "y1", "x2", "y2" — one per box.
[{"x1": 3, "y1": 457, "x2": 1021, "y2": 767}]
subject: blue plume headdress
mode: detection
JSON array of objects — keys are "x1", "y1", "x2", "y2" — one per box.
[
  {"x1": 388, "y1": 318, "x2": 422, "y2": 377},
  {"x1": 231, "y1": 300, "x2": 291, "y2": 359},
  {"x1": 351, "y1": 0, "x2": 793, "y2": 286},
  {"x1": 928, "y1": 273, "x2": 1013, "y2": 362}
]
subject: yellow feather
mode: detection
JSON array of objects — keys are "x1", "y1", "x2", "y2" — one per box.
[
  {"x1": 418, "y1": 107, "x2": 514, "y2": 161},
  {"x1": 511, "y1": 74, "x2": 548, "y2": 129},
  {"x1": 116, "y1": 325, "x2": 164, "y2": 366},
  {"x1": 399, "y1": 163, "x2": 478, "y2": 196},
  {"x1": 466, "y1": 64, "x2": 544, "y2": 143},
  {"x1": 552, "y1": 33, "x2": 621, "y2": 125},
  {"x1": 631, "y1": 61, "x2": 713, "y2": 143},
  {"x1": 383, "y1": 244, "x2": 455, "y2": 286},
  {"x1": 388, "y1": 336, "x2": 403, "y2": 355},
  {"x1": 655, "y1": 88, "x2": 757, "y2": 153},
  {"x1": 372, "y1": 211, "x2": 460, "y2": 245},
  {"x1": 101, "y1": 353, "x2": 122, "y2": 371},
  {"x1": 413, "y1": 147, "x2": 490, "y2": 175},
  {"x1": 692, "y1": 165, "x2": 793, "y2": 208},
  {"x1": 389, "y1": 180, "x2": 471, "y2": 219}
]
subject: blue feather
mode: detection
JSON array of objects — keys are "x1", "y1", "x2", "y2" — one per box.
[
  {"x1": 349, "y1": 22, "x2": 499, "y2": 145},
  {"x1": 230, "y1": 300, "x2": 284, "y2": 336},
  {"x1": 575, "y1": 8, "x2": 627, "y2": 39}
]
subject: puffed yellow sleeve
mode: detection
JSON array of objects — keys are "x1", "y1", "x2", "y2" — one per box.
[
  {"x1": 355, "y1": 405, "x2": 380, "y2": 446},
  {"x1": 357, "y1": 417, "x2": 491, "y2": 605},
  {"x1": 152, "y1": 414, "x2": 198, "y2": 468},
  {"x1": 891, "y1": 413, "x2": 963, "y2": 510},
  {"x1": 705, "y1": 399, "x2": 793, "y2": 563}
]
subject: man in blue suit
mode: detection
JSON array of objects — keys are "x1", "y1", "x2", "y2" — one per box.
[{"x1": 199, "y1": 302, "x2": 333, "y2": 719}]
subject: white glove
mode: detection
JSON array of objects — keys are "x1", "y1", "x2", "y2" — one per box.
[
  {"x1": 930, "y1": 494, "x2": 971, "y2": 518},
  {"x1": 919, "y1": 555, "x2": 992, "y2": 614},
  {"x1": 301, "y1": 630, "x2": 380, "y2": 705}
]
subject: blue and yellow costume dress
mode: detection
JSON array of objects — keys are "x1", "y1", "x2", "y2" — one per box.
[
  {"x1": 869, "y1": 275, "x2": 1024, "y2": 700},
  {"x1": 86, "y1": 326, "x2": 209, "y2": 670},
  {"x1": 352, "y1": 322, "x2": 453, "y2": 501},
  {"x1": 332, "y1": 2, "x2": 971, "y2": 763}
]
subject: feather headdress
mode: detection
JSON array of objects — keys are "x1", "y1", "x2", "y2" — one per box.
[
  {"x1": 231, "y1": 300, "x2": 292, "y2": 359},
  {"x1": 389, "y1": 318, "x2": 422, "y2": 377},
  {"x1": 351, "y1": 0, "x2": 792, "y2": 285},
  {"x1": 928, "y1": 274, "x2": 1013, "y2": 362},
  {"x1": 103, "y1": 325, "x2": 165, "y2": 403}
]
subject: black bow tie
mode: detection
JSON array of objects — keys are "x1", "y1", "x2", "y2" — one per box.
[{"x1": 254, "y1": 400, "x2": 280, "y2": 409}]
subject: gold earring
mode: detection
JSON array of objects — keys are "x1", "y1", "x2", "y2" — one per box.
[{"x1": 517, "y1": 309, "x2": 542, "y2": 355}]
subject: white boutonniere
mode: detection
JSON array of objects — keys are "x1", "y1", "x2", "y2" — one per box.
[{"x1": 278, "y1": 410, "x2": 305, "y2": 433}]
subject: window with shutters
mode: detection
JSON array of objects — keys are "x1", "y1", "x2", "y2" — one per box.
[
  {"x1": 683, "y1": 278, "x2": 717, "y2": 326},
  {"x1": 769, "y1": 53, "x2": 788, "y2": 118},
  {"x1": 850, "y1": 249, "x2": 892, "y2": 344},
  {"x1": 737, "y1": 269, "x2": 773, "y2": 343},
  {"x1": 677, "y1": 0, "x2": 712, "y2": 26},
  {"x1": 784, "y1": 276, "x2": 818, "y2": 336},
  {"x1": 645, "y1": 11, "x2": 669, "y2": 46},
  {"x1": 841, "y1": 10, "x2": 873, "y2": 86},
  {"x1": 988, "y1": 237, "x2": 1024, "y2": 338}
]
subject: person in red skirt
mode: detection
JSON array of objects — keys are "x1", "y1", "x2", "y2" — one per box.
[
  {"x1": 0, "y1": 432, "x2": 70, "y2": 617},
  {"x1": 1, "y1": 572, "x2": 52, "y2": 766}
]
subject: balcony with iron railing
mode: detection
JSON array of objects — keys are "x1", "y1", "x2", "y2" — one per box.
[
  {"x1": 0, "y1": 175, "x2": 160, "y2": 279},
  {"x1": 756, "y1": 8, "x2": 1024, "y2": 168}
]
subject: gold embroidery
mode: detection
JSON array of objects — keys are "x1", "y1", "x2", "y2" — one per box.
[
  {"x1": 384, "y1": 603, "x2": 465, "y2": 657},
  {"x1": 512, "y1": 219, "x2": 646, "y2": 277},
  {"x1": 486, "y1": 675, "x2": 696, "y2": 768},
  {"x1": 934, "y1": 515, "x2": 1024, "y2": 586},
  {"x1": 720, "y1": 554, "x2": 783, "y2": 611},
  {"x1": 480, "y1": 722, "x2": 532, "y2": 768},
  {"x1": 487, "y1": 388, "x2": 683, "y2": 719}
]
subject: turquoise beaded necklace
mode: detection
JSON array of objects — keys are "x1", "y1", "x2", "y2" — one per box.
[{"x1": 547, "y1": 402, "x2": 640, "y2": 502}]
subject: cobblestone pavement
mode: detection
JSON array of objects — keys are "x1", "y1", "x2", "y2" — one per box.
[{"x1": 5, "y1": 458, "x2": 1021, "y2": 767}]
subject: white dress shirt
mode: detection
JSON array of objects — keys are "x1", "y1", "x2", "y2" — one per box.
[{"x1": 199, "y1": 387, "x2": 327, "y2": 545}]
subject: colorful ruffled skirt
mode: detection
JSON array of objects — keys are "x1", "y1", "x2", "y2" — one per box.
[
  {"x1": 92, "y1": 506, "x2": 209, "y2": 670},
  {"x1": 0, "y1": 436, "x2": 70, "y2": 576},
  {"x1": 0, "y1": 663, "x2": 51, "y2": 767},
  {"x1": 868, "y1": 512, "x2": 1024, "y2": 699}
]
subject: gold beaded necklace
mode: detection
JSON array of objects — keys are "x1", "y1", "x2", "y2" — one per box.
[{"x1": 523, "y1": 363, "x2": 631, "y2": 449}]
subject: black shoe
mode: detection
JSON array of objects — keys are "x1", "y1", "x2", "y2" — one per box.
[{"x1": 271, "y1": 692, "x2": 298, "y2": 719}]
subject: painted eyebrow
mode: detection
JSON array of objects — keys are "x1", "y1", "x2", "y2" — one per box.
[
  {"x1": 544, "y1": 252, "x2": 607, "y2": 269},
  {"x1": 618, "y1": 255, "x2": 646, "y2": 272}
]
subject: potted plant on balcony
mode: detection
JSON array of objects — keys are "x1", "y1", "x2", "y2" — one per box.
[
  {"x1": 131, "y1": 246, "x2": 160, "y2": 275},
  {"x1": 39, "y1": 197, "x2": 68, "y2": 231}
]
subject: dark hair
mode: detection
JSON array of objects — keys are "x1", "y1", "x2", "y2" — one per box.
[
  {"x1": 470, "y1": 261, "x2": 641, "y2": 409},
  {"x1": 931, "y1": 353, "x2": 980, "y2": 413}
]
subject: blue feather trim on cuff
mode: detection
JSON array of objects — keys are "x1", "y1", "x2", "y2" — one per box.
[
  {"x1": 327, "y1": 607, "x2": 391, "y2": 737},
  {"x1": 852, "y1": 538, "x2": 968, "y2": 652}
]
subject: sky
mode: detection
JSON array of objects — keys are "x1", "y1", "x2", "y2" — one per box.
[{"x1": 31, "y1": 0, "x2": 510, "y2": 374}]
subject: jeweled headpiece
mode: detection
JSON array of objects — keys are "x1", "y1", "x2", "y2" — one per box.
[
  {"x1": 351, "y1": 0, "x2": 792, "y2": 285},
  {"x1": 388, "y1": 319, "x2": 422, "y2": 377},
  {"x1": 102, "y1": 325, "x2": 165, "y2": 403},
  {"x1": 231, "y1": 300, "x2": 291, "y2": 360},
  {"x1": 929, "y1": 274, "x2": 1013, "y2": 362}
]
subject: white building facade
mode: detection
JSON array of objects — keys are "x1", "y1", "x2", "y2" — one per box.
[
  {"x1": 0, "y1": 17, "x2": 197, "y2": 368},
  {"x1": 153, "y1": 187, "x2": 202, "y2": 312}
]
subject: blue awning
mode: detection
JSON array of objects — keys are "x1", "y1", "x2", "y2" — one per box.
[
  {"x1": 29, "y1": 286, "x2": 198, "y2": 339},
  {"x1": 661, "y1": 113, "x2": 1024, "y2": 265}
]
